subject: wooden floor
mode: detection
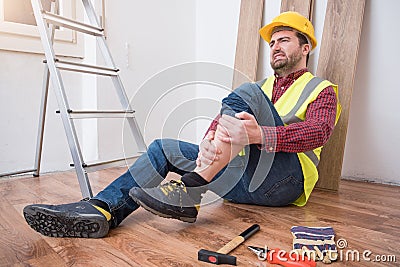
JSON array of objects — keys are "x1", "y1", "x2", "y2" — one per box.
[{"x1": 0, "y1": 168, "x2": 398, "y2": 267}]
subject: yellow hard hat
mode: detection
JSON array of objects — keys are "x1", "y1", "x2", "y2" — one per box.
[{"x1": 259, "y1": 11, "x2": 317, "y2": 50}]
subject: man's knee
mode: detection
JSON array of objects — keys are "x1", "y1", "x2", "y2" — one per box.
[
  {"x1": 147, "y1": 139, "x2": 163, "y2": 154},
  {"x1": 222, "y1": 83, "x2": 266, "y2": 116}
]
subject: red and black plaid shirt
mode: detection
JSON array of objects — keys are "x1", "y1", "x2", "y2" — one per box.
[{"x1": 205, "y1": 68, "x2": 337, "y2": 153}]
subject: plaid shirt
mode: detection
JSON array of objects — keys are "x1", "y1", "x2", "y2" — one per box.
[{"x1": 205, "y1": 68, "x2": 337, "y2": 153}]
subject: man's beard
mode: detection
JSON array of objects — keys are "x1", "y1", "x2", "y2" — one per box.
[{"x1": 271, "y1": 49, "x2": 303, "y2": 75}]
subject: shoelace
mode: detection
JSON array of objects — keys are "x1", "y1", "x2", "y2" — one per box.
[{"x1": 159, "y1": 180, "x2": 187, "y2": 196}]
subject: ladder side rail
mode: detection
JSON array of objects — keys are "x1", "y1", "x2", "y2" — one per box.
[
  {"x1": 33, "y1": 66, "x2": 50, "y2": 177},
  {"x1": 125, "y1": 117, "x2": 147, "y2": 153},
  {"x1": 81, "y1": 0, "x2": 147, "y2": 152},
  {"x1": 110, "y1": 76, "x2": 147, "y2": 152},
  {"x1": 31, "y1": 0, "x2": 93, "y2": 198},
  {"x1": 34, "y1": 0, "x2": 59, "y2": 177},
  {"x1": 81, "y1": 0, "x2": 116, "y2": 68}
]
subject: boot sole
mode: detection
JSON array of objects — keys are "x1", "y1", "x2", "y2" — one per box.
[
  {"x1": 130, "y1": 196, "x2": 196, "y2": 223},
  {"x1": 23, "y1": 205, "x2": 109, "y2": 238}
]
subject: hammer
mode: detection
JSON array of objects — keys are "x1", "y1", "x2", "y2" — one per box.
[{"x1": 198, "y1": 224, "x2": 260, "y2": 265}]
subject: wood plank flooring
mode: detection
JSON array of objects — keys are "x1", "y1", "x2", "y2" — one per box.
[{"x1": 0, "y1": 168, "x2": 398, "y2": 266}]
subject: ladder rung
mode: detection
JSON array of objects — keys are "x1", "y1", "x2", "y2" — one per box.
[
  {"x1": 0, "y1": 169, "x2": 37, "y2": 177},
  {"x1": 54, "y1": 59, "x2": 119, "y2": 76},
  {"x1": 56, "y1": 110, "x2": 136, "y2": 119},
  {"x1": 71, "y1": 156, "x2": 141, "y2": 173},
  {"x1": 42, "y1": 11, "x2": 104, "y2": 36}
]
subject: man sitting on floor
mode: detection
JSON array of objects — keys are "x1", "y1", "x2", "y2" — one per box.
[{"x1": 23, "y1": 11, "x2": 340, "y2": 238}]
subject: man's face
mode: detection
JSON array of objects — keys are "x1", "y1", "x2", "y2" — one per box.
[{"x1": 269, "y1": 30, "x2": 305, "y2": 74}]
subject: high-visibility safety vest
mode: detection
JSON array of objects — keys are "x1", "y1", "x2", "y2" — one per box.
[{"x1": 261, "y1": 72, "x2": 341, "y2": 206}]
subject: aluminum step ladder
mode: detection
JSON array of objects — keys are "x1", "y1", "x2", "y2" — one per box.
[{"x1": 29, "y1": 0, "x2": 146, "y2": 198}]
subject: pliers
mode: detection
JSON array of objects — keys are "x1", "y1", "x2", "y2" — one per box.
[{"x1": 248, "y1": 246, "x2": 316, "y2": 267}]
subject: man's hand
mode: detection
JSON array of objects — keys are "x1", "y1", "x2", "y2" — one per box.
[
  {"x1": 196, "y1": 131, "x2": 222, "y2": 168},
  {"x1": 216, "y1": 112, "x2": 263, "y2": 145}
]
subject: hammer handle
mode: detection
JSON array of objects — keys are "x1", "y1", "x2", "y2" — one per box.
[
  {"x1": 217, "y1": 224, "x2": 260, "y2": 254},
  {"x1": 217, "y1": 236, "x2": 245, "y2": 254}
]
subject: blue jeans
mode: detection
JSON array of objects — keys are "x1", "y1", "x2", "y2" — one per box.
[{"x1": 94, "y1": 83, "x2": 304, "y2": 228}]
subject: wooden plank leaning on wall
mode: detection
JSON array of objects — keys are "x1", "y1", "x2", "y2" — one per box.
[
  {"x1": 281, "y1": 0, "x2": 366, "y2": 190},
  {"x1": 280, "y1": 0, "x2": 313, "y2": 18},
  {"x1": 316, "y1": 0, "x2": 366, "y2": 190},
  {"x1": 232, "y1": 0, "x2": 264, "y2": 89}
]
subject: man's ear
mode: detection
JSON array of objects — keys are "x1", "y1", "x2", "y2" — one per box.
[{"x1": 302, "y1": 44, "x2": 311, "y2": 56}]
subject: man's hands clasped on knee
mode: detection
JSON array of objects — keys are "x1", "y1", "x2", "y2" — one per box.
[
  {"x1": 216, "y1": 112, "x2": 263, "y2": 146},
  {"x1": 196, "y1": 111, "x2": 264, "y2": 169}
]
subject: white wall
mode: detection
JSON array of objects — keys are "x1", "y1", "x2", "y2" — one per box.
[
  {"x1": 96, "y1": 0, "x2": 198, "y2": 161},
  {"x1": 0, "y1": 50, "x2": 82, "y2": 174},
  {"x1": 194, "y1": 0, "x2": 241, "y2": 143},
  {"x1": 342, "y1": 0, "x2": 400, "y2": 185}
]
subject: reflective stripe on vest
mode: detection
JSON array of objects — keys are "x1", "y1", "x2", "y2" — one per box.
[
  {"x1": 281, "y1": 77, "x2": 324, "y2": 125},
  {"x1": 260, "y1": 72, "x2": 341, "y2": 206},
  {"x1": 284, "y1": 77, "x2": 324, "y2": 167}
]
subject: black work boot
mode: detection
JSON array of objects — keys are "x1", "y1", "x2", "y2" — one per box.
[
  {"x1": 129, "y1": 180, "x2": 203, "y2": 223},
  {"x1": 23, "y1": 201, "x2": 110, "y2": 238}
]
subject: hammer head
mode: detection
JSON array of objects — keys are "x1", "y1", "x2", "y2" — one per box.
[{"x1": 198, "y1": 249, "x2": 237, "y2": 265}]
